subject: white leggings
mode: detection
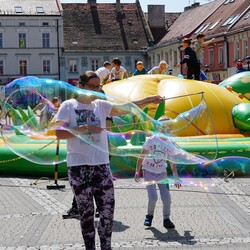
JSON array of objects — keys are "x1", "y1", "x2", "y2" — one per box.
[{"x1": 144, "y1": 170, "x2": 171, "y2": 219}]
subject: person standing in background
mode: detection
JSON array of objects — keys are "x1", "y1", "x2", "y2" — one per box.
[
  {"x1": 95, "y1": 61, "x2": 112, "y2": 85},
  {"x1": 107, "y1": 58, "x2": 128, "y2": 82},
  {"x1": 236, "y1": 60, "x2": 246, "y2": 74},
  {"x1": 194, "y1": 33, "x2": 215, "y2": 66},
  {"x1": 133, "y1": 61, "x2": 148, "y2": 76},
  {"x1": 148, "y1": 60, "x2": 168, "y2": 75},
  {"x1": 194, "y1": 33, "x2": 214, "y2": 81},
  {"x1": 177, "y1": 38, "x2": 200, "y2": 80}
]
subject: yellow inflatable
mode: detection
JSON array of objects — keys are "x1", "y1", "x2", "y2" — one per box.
[{"x1": 103, "y1": 75, "x2": 250, "y2": 136}]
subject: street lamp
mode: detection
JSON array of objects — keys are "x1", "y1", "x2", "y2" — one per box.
[{"x1": 246, "y1": 56, "x2": 250, "y2": 71}]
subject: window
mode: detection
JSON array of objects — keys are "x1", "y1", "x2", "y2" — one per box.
[
  {"x1": 0, "y1": 60, "x2": 3, "y2": 75},
  {"x1": 42, "y1": 60, "x2": 51, "y2": 74},
  {"x1": 199, "y1": 23, "x2": 211, "y2": 33},
  {"x1": 169, "y1": 49, "x2": 172, "y2": 62},
  {"x1": 222, "y1": 15, "x2": 240, "y2": 26},
  {"x1": 69, "y1": 60, "x2": 77, "y2": 72},
  {"x1": 209, "y1": 49, "x2": 214, "y2": 66},
  {"x1": 245, "y1": 12, "x2": 250, "y2": 19},
  {"x1": 157, "y1": 54, "x2": 160, "y2": 64},
  {"x1": 36, "y1": 7, "x2": 44, "y2": 13},
  {"x1": 19, "y1": 33, "x2": 26, "y2": 48},
  {"x1": 173, "y1": 50, "x2": 178, "y2": 66},
  {"x1": 15, "y1": 6, "x2": 23, "y2": 13},
  {"x1": 19, "y1": 60, "x2": 27, "y2": 75},
  {"x1": 42, "y1": 22, "x2": 49, "y2": 26},
  {"x1": 91, "y1": 59, "x2": 99, "y2": 71},
  {"x1": 243, "y1": 40, "x2": 248, "y2": 59},
  {"x1": 234, "y1": 41, "x2": 240, "y2": 60},
  {"x1": 125, "y1": 57, "x2": 131, "y2": 67},
  {"x1": 165, "y1": 52, "x2": 169, "y2": 64},
  {"x1": 224, "y1": 0, "x2": 234, "y2": 4},
  {"x1": 18, "y1": 22, "x2": 25, "y2": 26},
  {"x1": 218, "y1": 47, "x2": 224, "y2": 64},
  {"x1": 42, "y1": 33, "x2": 50, "y2": 48},
  {"x1": 195, "y1": 24, "x2": 206, "y2": 34},
  {"x1": 0, "y1": 33, "x2": 3, "y2": 48},
  {"x1": 228, "y1": 15, "x2": 240, "y2": 25},
  {"x1": 208, "y1": 20, "x2": 221, "y2": 30}
]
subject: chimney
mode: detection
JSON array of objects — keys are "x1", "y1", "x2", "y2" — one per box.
[
  {"x1": 116, "y1": 0, "x2": 121, "y2": 13},
  {"x1": 191, "y1": 2, "x2": 200, "y2": 8},
  {"x1": 148, "y1": 5, "x2": 165, "y2": 28},
  {"x1": 184, "y1": 6, "x2": 192, "y2": 11},
  {"x1": 88, "y1": 0, "x2": 96, "y2": 6}
]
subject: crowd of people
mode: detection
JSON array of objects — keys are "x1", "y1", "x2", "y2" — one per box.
[{"x1": 92, "y1": 34, "x2": 218, "y2": 86}]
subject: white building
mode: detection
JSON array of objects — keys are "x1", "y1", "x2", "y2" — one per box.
[{"x1": 0, "y1": 0, "x2": 63, "y2": 85}]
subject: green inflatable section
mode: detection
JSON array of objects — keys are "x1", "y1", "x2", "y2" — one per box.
[
  {"x1": 219, "y1": 71, "x2": 250, "y2": 97},
  {"x1": 232, "y1": 103, "x2": 250, "y2": 131},
  {"x1": 1, "y1": 135, "x2": 249, "y2": 178}
]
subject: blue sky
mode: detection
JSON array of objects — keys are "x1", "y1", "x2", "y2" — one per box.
[{"x1": 60, "y1": 0, "x2": 213, "y2": 12}]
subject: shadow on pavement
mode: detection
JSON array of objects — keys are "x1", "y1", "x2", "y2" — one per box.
[
  {"x1": 94, "y1": 220, "x2": 130, "y2": 232},
  {"x1": 147, "y1": 228, "x2": 197, "y2": 246},
  {"x1": 112, "y1": 220, "x2": 130, "y2": 232}
]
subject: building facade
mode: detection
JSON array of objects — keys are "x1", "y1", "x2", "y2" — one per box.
[
  {"x1": 60, "y1": 0, "x2": 154, "y2": 84},
  {"x1": 0, "y1": 0, "x2": 64, "y2": 85},
  {"x1": 147, "y1": 0, "x2": 250, "y2": 83}
]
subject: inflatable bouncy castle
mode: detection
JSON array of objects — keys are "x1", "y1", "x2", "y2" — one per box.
[{"x1": 0, "y1": 73, "x2": 249, "y2": 178}]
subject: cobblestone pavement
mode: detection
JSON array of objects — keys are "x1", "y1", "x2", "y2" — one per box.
[{"x1": 0, "y1": 176, "x2": 250, "y2": 249}]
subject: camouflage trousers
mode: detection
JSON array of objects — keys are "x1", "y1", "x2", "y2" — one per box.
[{"x1": 68, "y1": 164, "x2": 115, "y2": 250}]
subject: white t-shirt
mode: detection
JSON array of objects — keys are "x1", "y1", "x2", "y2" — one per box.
[
  {"x1": 148, "y1": 66, "x2": 167, "y2": 74},
  {"x1": 110, "y1": 66, "x2": 127, "y2": 80},
  {"x1": 56, "y1": 99, "x2": 112, "y2": 166},
  {"x1": 142, "y1": 135, "x2": 178, "y2": 173},
  {"x1": 95, "y1": 67, "x2": 110, "y2": 82},
  {"x1": 194, "y1": 41, "x2": 204, "y2": 64}
]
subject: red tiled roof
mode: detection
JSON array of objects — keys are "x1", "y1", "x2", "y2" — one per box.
[
  {"x1": 62, "y1": 3, "x2": 153, "y2": 51},
  {"x1": 158, "y1": 0, "x2": 225, "y2": 45},
  {"x1": 228, "y1": 5, "x2": 250, "y2": 33},
  {"x1": 196, "y1": 0, "x2": 249, "y2": 38}
]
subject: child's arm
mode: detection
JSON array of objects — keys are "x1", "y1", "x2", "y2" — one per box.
[
  {"x1": 202, "y1": 38, "x2": 215, "y2": 47},
  {"x1": 170, "y1": 162, "x2": 182, "y2": 188},
  {"x1": 134, "y1": 148, "x2": 147, "y2": 182}
]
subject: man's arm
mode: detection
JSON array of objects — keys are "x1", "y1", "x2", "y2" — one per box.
[
  {"x1": 110, "y1": 95, "x2": 163, "y2": 117},
  {"x1": 202, "y1": 38, "x2": 215, "y2": 47}
]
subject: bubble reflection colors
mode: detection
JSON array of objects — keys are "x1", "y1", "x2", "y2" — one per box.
[{"x1": 0, "y1": 76, "x2": 249, "y2": 186}]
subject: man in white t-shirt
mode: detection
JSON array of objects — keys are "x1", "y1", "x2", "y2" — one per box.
[
  {"x1": 95, "y1": 61, "x2": 111, "y2": 84},
  {"x1": 148, "y1": 60, "x2": 168, "y2": 75},
  {"x1": 107, "y1": 57, "x2": 128, "y2": 82},
  {"x1": 55, "y1": 71, "x2": 163, "y2": 250}
]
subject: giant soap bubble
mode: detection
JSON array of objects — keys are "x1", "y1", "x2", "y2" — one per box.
[{"x1": 1, "y1": 75, "x2": 242, "y2": 185}]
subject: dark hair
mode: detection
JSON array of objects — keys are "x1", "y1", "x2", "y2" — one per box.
[
  {"x1": 182, "y1": 38, "x2": 192, "y2": 46},
  {"x1": 74, "y1": 71, "x2": 99, "y2": 98},
  {"x1": 78, "y1": 71, "x2": 99, "y2": 88},
  {"x1": 112, "y1": 57, "x2": 121, "y2": 66},
  {"x1": 196, "y1": 33, "x2": 205, "y2": 39},
  {"x1": 52, "y1": 97, "x2": 59, "y2": 104}
]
